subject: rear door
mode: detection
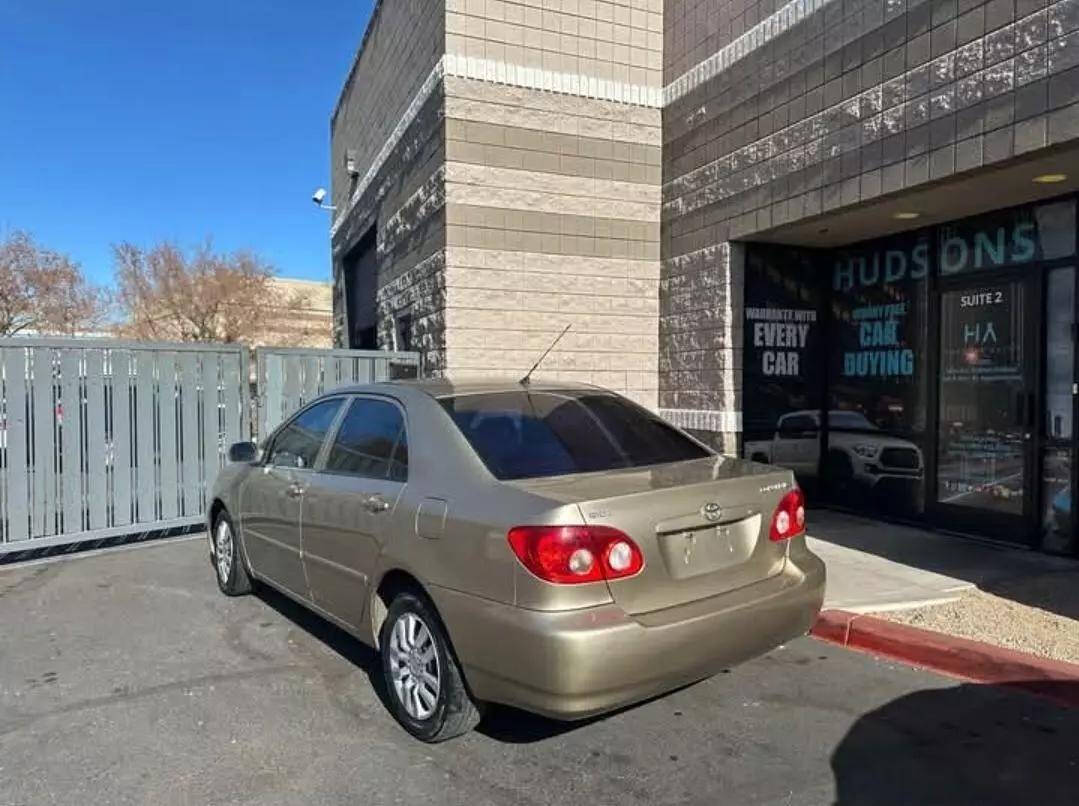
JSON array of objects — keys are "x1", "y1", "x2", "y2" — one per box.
[{"x1": 301, "y1": 396, "x2": 408, "y2": 629}]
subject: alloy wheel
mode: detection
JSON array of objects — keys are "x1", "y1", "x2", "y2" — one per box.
[
  {"x1": 214, "y1": 519, "x2": 233, "y2": 584},
  {"x1": 387, "y1": 611, "x2": 441, "y2": 720}
]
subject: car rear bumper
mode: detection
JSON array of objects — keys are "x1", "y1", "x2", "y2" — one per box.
[{"x1": 428, "y1": 538, "x2": 825, "y2": 720}]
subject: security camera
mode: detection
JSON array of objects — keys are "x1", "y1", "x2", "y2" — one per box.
[{"x1": 312, "y1": 188, "x2": 327, "y2": 205}]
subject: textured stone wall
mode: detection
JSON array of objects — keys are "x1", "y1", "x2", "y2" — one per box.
[
  {"x1": 660, "y1": 0, "x2": 1079, "y2": 445},
  {"x1": 331, "y1": 0, "x2": 446, "y2": 211},
  {"x1": 331, "y1": 75, "x2": 448, "y2": 372},
  {"x1": 658, "y1": 240, "x2": 744, "y2": 452},
  {"x1": 442, "y1": 76, "x2": 662, "y2": 406}
]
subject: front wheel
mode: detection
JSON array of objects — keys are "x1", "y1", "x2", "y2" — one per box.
[{"x1": 380, "y1": 592, "x2": 481, "y2": 742}]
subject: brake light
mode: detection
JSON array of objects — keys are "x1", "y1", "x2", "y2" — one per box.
[
  {"x1": 769, "y1": 487, "x2": 806, "y2": 541},
  {"x1": 506, "y1": 525, "x2": 645, "y2": 584}
]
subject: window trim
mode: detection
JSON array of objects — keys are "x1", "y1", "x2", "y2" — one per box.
[
  {"x1": 262, "y1": 395, "x2": 349, "y2": 470},
  {"x1": 315, "y1": 393, "x2": 410, "y2": 482}
]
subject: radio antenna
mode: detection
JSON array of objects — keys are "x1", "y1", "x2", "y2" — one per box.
[{"x1": 520, "y1": 323, "x2": 571, "y2": 386}]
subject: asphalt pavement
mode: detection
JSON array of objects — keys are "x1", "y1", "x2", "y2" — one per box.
[{"x1": 1, "y1": 536, "x2": 1077, "y2": 806}]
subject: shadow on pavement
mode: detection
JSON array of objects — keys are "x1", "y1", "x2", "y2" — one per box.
[
  {"x1": 253, "y1": 583, "x2": 393, "y2": 712},
  {"x1": 810, "y1": 509, "x2": 1079, "y2": 621},
  {"x1": 831, "y1": 680, "x2": 1079, "y2": 805},
  {"x1": 477, "y1": 705, "x2": 587, "y2": 743},
  {"x1": 252, "y1": 580, "x2": 712, "y2": 745},
  {"x1": 474, "y1": 677, "x2": 708, "y2": 744}
]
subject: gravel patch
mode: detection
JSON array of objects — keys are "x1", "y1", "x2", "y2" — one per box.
[{"x1": 878, "y1": 571, "x2": 1079, "y2": 665}]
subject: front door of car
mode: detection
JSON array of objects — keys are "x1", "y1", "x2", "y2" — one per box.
[
  {"x1": 239, "y1": 398, "x2": 344, "y2": 598},
  {"x1": 301, "y1": 396, "x2": 409, "y2": 630}
]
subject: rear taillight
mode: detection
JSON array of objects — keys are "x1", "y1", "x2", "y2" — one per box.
[
  {"x1": 769, "y1": 487, "x2": 806, "y2": 541},
  {"x1": 506, "y1": 525, "x2": 645, "y2": 584}
]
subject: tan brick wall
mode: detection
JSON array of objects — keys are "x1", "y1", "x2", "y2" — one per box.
[
  {"x1": 445, "y1": 0, "x2": 663, "y2": 93},
  {"x1": 333, "y1": 0, "x2": 668, "y2": 406},
  {"x1": 261, "y1": 278, "x2": 334, "y2": 348},
  {"x1": 442, "y1": 76, "x2": 661, "y2": 408}
]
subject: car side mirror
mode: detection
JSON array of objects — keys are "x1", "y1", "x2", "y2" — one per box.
[{"x1": 228, "y1": 441, "x2": 258, "y2": 463}]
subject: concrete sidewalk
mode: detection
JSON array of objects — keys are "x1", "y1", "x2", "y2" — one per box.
[{"x1": 808, "y1": 509, "x2": 1075, "y2": 613}]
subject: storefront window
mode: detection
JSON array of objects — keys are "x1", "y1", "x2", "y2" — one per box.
[
  {"x1": 829, "y1": 229, "x2": 930, "y2": 434},
  {"x1": 938, "y1": 199, "x2": 1076, "y2": 276},
  {"x1": 1045, "y1": 267, "x2": 1075, "y2": 440},
  {"x1": 741, "y1": 245, "x2": 823, "y2": 496},
  {"x1": 1042, "y1": 448, "x2": 1074, "y2": 553},
  {"x1": 743, "y1": 195, "x2": 1076, "y2": 548}
]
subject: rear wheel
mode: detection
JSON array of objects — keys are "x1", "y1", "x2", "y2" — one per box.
[
  {"x1": 212, "y1": 512, "x2": 252, "y2": 596},
  {"x1": 380, "y1": 592, "x2": 481, "y2": 742}
]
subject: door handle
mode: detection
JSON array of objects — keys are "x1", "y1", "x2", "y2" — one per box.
[
  {"x1": 364, "y1": 494, "x2": 390, "y2": 514},
  {"x1": 285, "y1": 482, "x2": 305, "y2": 499}
]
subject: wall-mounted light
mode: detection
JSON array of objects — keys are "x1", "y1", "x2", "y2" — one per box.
[
  {"x1": 311, "y1": 187, "x2": 336, "y2": 210},
  {"x1": 1033, "y1": 173, "x2": 1067, "y2": 184}
]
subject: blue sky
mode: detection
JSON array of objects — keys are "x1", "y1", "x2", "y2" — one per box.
[{"x1": 1, "y1": 1, "x2": 373, "y2": 285}]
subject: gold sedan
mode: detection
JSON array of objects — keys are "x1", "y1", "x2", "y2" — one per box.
[{"x1": 209, "y1": 380, "x2": 825, "y2": 742}]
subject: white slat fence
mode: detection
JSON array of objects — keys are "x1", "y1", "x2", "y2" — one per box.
[{"x1": 0, "y1": 338, "x2": 248, "y2": 556}]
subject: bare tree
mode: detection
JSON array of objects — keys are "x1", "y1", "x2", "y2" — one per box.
[
  {"x1": 0, "y1": 231, "x2": 109, "y2": 337},
  {"x1": 112, "y1": 240, "x2": 315, "y2": 345}
]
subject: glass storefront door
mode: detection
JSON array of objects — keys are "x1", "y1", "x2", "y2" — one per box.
[
  {"x1": 933, "y1": 277, "x2": 1039, "y2": 539},
  {"x1": 743, "y1": 195, "x2": 1078, "y2": 552}
]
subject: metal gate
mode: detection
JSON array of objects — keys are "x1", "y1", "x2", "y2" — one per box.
[
  {"x1": 0, "y1": 338, "x2": 248, "y2": 556},
  {"x1": 255, "y1": 347, "x2": 420, "y2": 436}
]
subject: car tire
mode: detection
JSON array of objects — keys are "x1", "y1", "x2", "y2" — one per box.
[
  {"x1": 380, "y1": 591, "x2": 481, "y2": 742},
  {"x1": 212, "y1": 511, "x2": 253, "y2": 597}
]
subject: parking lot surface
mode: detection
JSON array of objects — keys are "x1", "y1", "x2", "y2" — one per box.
[{"x1": 1, "y1": 537, "x2": 1077, "y2": 805}]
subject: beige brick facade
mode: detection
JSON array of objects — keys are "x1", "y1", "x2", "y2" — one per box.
[
  {"x1": 332, "y1": 0, "x2": 665, "y2": 407},
  {"x1": 441, "y1": 76, "x2": 661, "y2": 407}
]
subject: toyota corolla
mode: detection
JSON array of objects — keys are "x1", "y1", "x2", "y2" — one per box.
[{"x1": 208, "y1": 380, "x2": 825, "y2": 742}]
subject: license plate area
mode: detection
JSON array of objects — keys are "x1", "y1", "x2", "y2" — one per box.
[{"x1": 657, "y1": 514, "x2": 762, "y2": 579}]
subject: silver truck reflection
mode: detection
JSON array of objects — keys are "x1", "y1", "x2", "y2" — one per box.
[{"x1": 745, "y1": 410, "x2": 923, "y2": 495}]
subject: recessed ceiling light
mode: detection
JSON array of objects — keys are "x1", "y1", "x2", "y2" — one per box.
[
  {"x1": 893, "y1": 211, "x2": 920, "y2": 220},
  {"x1": 1033, "y1": 173, "x2": 1067, "y2": 184}
]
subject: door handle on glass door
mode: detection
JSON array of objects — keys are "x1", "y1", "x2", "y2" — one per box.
[{"x1": 365, "y1": 494, "x2": 390, "y2": 513}]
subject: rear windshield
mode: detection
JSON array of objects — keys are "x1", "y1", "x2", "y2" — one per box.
[{"x1": 440, "y1": 390, "x2": 711, "y2": 480}]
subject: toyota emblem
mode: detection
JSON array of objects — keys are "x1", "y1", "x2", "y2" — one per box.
[{"x1": 701, "y1": 502, "x2": 722, "y2": 522}]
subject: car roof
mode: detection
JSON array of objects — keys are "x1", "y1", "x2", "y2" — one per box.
[{"x1": 323, "y1": 377, "x2": 605, "y2": 399}]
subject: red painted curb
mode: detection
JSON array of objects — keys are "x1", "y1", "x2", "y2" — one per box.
[{"x1": 811, "y1": 609, "x2": 1079, "y2": 708}]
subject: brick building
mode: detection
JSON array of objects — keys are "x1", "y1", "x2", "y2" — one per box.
[
  {"x1": 264, "y1": 278, "x2": 334, "y2": 348},
  {"x1": 329, "y1": 0, "x2": 1079, "y2": 554}
]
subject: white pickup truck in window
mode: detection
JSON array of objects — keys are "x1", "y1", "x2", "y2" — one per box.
[{"x1": 744, "y1": 410, "x2": 923, "y2": 496}]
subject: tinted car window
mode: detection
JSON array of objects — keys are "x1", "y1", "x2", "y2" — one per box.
[
  {"x1": 828, "y1": 411, "x2": 877, "y2": 430},
  {"x1": 778, "y1": 413, "x2": 818, "y2": 435},
  {"x1": 324, "y1": 398, "x2": 407, "y2": 481},
  {"x1": 440, "y1": 391, "x2": 710, "y2": 480},
  {"x1": 270, "y1": 398, "x2": 343, "y2": 468}
]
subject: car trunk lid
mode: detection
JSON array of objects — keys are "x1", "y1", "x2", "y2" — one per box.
[{"x1": 507, "y1": 456, "x2": 796, "y2": 615}]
